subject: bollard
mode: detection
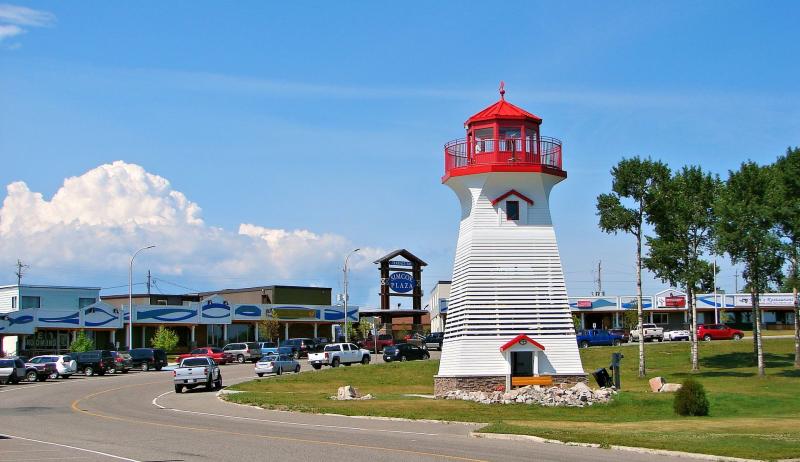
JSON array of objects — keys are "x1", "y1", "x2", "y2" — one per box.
[{"x1": 610, "y1": 352, "x2": 624, "y2": 389}]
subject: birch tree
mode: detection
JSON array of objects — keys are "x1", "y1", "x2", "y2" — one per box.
[
  {"x1": 597, "y1": 157, "x2": 670, "y2": 377},
  {"x1": 645, "y1": 166, "x2": 718, "y2": 371}
]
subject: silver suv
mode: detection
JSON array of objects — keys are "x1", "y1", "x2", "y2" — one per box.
[
  {"x1": 0, "y1": 358, "x2": 27, "y2": 384},
  {"x1": 222, "y1": 342, "x2": 262, "y2": 363}
]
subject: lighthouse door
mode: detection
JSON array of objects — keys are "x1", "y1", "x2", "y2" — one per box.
[{"x1": 511, "y1": 351, "x2": 533, "y2": 376}]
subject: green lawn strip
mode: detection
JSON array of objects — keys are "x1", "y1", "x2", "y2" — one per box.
[{"x1": 224, "y1": 338, "x2": 800, "y2": 459}]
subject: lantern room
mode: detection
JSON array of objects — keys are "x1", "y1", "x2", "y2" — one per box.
[{"x1": 442, "y1": 82, "x2": 564, "y2": 182}]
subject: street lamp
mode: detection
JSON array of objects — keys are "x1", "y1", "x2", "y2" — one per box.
[
  {"x1": 128, "y1": 245, "x2": 155, "y2": 350},
  {"x1": 343, "y1": 248, "x2": 360, "y2": 342}
]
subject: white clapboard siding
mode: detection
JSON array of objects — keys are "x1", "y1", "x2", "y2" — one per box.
[{"x1": 438, "y1": 171, "x2": 584, "y2": 377}]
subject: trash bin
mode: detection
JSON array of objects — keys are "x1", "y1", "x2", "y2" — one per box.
[{"x1": 592, "y1": 367, "x2": 611, "y2": 388}]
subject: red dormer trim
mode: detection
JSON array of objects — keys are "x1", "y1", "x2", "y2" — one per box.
[
  {"x1": 499, "y1": 334, "x2": 545, "y2": 352},
  {"x1": 491, "y1": 189, "x2": 534, "y2": 206}
]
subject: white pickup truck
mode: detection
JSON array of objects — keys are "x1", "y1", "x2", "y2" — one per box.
[
  {"x1": 173, "y1": 357, "x2": 222, "y2": 393},
  {"x1": 307, "y1": 343, "x2": 371, "y2": 369},
  {"x1": 630, "y1": 323, "x2": 664, "y2": 342}
]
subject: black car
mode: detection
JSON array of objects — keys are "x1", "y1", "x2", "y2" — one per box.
[
  {"x1": 383, "y1": 343, "x2": 430, "y2": 362},
  {"x1": 109, "y1": 351, "x2": 133, "y2": 373},
  {"x1": 73, "y1": 350, "x2": 115, "y2": 376},
  {"x1": 128, "y1": 348, "x2": 167, "y2": 371},
  {"x1": 279, "y1": 338, "x2": 319, "y2": 358},
  {"x1": 424, "y1": 332, "x2": 445, "y2": 350}
]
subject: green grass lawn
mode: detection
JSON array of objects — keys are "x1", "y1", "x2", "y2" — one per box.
[{"x1": 225, "y1": 338, "x2": 800, "y2": 460}]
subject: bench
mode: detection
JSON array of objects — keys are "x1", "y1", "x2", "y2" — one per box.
[{"x1": 511, "y1": 376, "x2": 553, "y2": 387}]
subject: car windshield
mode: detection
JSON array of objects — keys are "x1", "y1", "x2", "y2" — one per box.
[{"x1": 182, "y1": 358, "x2": 209, "y2": 367}]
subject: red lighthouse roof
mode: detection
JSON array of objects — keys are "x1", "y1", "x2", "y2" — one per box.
[{"x1": 466, "y1": 82, "x2": 542, "y2": 125}]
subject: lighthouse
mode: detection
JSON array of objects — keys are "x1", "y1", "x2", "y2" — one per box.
[{"x1": 434, "y1": 84, "x2": 585, "y2": 395}]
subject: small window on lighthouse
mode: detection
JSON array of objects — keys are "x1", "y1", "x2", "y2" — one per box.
[{"x1": 506, "y1": 201, "x2": 520, "y2": 221}]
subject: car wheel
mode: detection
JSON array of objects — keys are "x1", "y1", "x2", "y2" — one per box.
[
  {"x1": 214, "y1": 377, "x2": 222, "y2": 390},
  {"x1": 276, "y1": 367, "x2": 282, "y2": 375},
  {"x1": 293, "y1": 351, "x2": 299, "y2": 360},
  {"x1": 85, "y1": 366, "x2": 94, "y2": 376},
  {"x1": 703, "y1": 335, "x2": 712, "y2": 341},
  {"x1": 155, "y1": 366, "x2": 163, "y2": 371},
  {"x1": 49, "y1": 372, "x2": 59, "y2": 380},
  {"x1": 206, "y1": 376, "x2": 214, "y2": 390},
  {"x1": 312, "y1": 364, "x2": 322, "y2": 370},
  {"x1": 237, "y1": 355, "x2": 245, "y2": 364},
  {"x1": 141, "y1": 363, "x2": 150, "y2": 372},
  {"x1": 257, "y1": 373, "x2": 264, "y2": 377},
  {"x1": 424, "y1": 353, "x2": 430, "y2": 360},
  {"x1": 613, "y1": 339, "x2": 621, "y2": 346},
  {"x1": 580, "y1": 341, "x2": 590, "y2": 349},
  {"x1": 331, "y1": 358, "x2": 340, "y2": 368},
  {"x1": 361, "y1": 356, "x2": 370, "y2": 365},
  {"x1": 107, "y1": 367, "x2": 116, "y2": 374},
  {"x1": 400, "y1": 355, "x2": 407, "y2": 362},
  {"x1": 174, "y1": 384, "x2": 183, "y2": 393},
  {"x1": 733, "y1": 334, "x2": 742, "y2": 341},
  {"x1": 294, "y1": 364, "x2": 300, "y2": 373},
  {"x1": 26, "y1": 370, "x2": 38, "y2": 382}
]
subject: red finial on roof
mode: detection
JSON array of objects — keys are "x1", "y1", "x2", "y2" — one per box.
[{"x1": 499, "y1": 81, "x2": 505, "y2": 100}]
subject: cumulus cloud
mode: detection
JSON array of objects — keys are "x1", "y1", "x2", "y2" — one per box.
[
  {"x1": 0, "y1": 161, "x2": 384, "y2": 293},
  {"x1": 0, "y1": 3, "x2": 54, "y2": 44}
]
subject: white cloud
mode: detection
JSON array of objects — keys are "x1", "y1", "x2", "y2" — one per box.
[
  {"x1": 0, "y1": 3, "x2": 53, "y2": 44},
  {"x1": 0, "y1": 161, "x2": 384, "y2": 295}
]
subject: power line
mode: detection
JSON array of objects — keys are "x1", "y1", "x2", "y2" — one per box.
[{"x1": 15, "y1": 259, "x2": 30, "y2": 285}]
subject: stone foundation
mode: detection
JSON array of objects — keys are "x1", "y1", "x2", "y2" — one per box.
[{"x1": 434, "y1": 374, "x2": 588, "y2": 397}]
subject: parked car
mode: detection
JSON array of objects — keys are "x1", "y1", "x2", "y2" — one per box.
[
  {"x1": 255, "y1": 354, "x2": 300, "y2": 376},
  {"x1": 109, "y1": 351, "x2": 133, "y2": 373},
  {"x1": 73, "y1": 350, "x2": 115, "y2": 376},
  {"x1": 359, "y1": 334, "x2": 395, "y2": 352},
  {"x1": 176, "y1": 347, "x2": 233, "y2": 365},
  {"x1": 382, "y1": 343, "x2": 430, "y2": 362},
  {"x1": 0, "y1": 358, "x2": 27, "y2": 384},
  {"x1": 128, "y1": 348, "x2": 168, "y2": 371},
  {"x1": 697, "y1": 324, "x2": 744, "y2": 341},
  {"x1": 29, "y1": 355, "x2": 77, "y2": 379},
  {"x1": 261, "y1": 346, "x2": 294, "y2": 358},
  {"x1": 257, "y1": 342, "x2": 277, "y2": 350},
  {"x1": 22, "y1": 359, "x2": 56, "y2": 382},
  {"x1": 608, "y1": 329, "x2": 630, "y2": 343},
  {"x1": 279, "y1": 338, "x2": 318, "y2": 358},
  {"x1": 173, "y1": 357, "x2": 222, "y2": 393},
  {"x1": 222, "y1": 342, "x2": 262, "y2": 363},
  {"x1": 630, "y1": 323, "x2": 664, "y2": 342},
  {"x1": 424, "y1": 332, "x2": 445, "y2": 351},
  {"x1": 314, "y1": 337, "x2": 330, "y2": 349},
  {"x1": 576, "y1": 329, "x2": 624, "y2": 348},
  {"x1": 664, "y1": 329, "x2": 691, "y2": 341},
  {"x1": 307, "y1": 343, "x2": 371, "y2": 369}
]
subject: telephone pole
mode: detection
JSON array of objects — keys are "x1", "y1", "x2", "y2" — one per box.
[
  {"x1": 594, "y1": 260, "x2": 604, "y2": 296},
  {"x1": 735, "y1": 269, "x2": 739, "y2": 293},
  {"x1": 15, "y1": 259, "x2": 29, "y2": 285},
  {"x1": 147, "y1": 270, "x2": 152, "y2": 295}
]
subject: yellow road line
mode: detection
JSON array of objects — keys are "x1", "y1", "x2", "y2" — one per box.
[{"x1": 71, "y1": 382, "x2": 487, "y2": 462}]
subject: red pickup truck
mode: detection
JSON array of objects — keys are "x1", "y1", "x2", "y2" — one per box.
[
  {"x1": 359, "y1": 334, "x2": 394, "y2": 352},
  {"x1": 697, "y1": 324, "x2": 744, "y2": 341},
  {"x1": 176, "y1": 347, "x2": 233, "y2": 365}
]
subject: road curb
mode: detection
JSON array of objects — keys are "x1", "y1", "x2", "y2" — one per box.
[{"x1": 470, "y1": 432, "x2": 762, "y2": 462}]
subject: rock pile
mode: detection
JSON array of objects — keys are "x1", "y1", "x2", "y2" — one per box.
[
  {"x1": 440, "y1": 382, "x2": 616, "y2": 407},
  {"x1": 331, "y1": 385, "x2": 374, "y2": 400}
]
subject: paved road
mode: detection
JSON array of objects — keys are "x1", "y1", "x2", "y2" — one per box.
[{"x1": 1, "y1": 355, "x2": 689, "y2": 462}]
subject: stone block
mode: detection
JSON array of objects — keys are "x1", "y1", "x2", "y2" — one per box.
[
  {"x1": 659, "y1": 383, "x2": 683, "y2": 393},
  {"x1": 649, "y1": 376, "x2": 666, "y2": 392}
]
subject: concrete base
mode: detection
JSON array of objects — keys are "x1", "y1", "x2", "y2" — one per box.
[{"x1": 434, "y1": 374, "x2": 588, "y2": 397}]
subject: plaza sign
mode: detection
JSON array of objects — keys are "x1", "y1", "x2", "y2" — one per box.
[{"x1": 389, "y1": 272, "x2": 415, "y2": 293}]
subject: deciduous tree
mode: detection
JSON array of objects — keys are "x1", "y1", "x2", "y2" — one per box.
[
  {"x1": 151, "y1": 325, "x2": 179, "y2": 353},
  {"x1": 715, "y1": 162, "x2": 784, "y2": 376},
  {"x1": 258, "y1": 310, "x2": 281, "y2": 342},
  {"x1": 597, "y1": 156, "x2": 670, "y2": 377},
  {"x1": 645, "y1": 166, "x2": 719, "y2": 371}
]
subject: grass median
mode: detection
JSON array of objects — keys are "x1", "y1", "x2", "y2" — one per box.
[{"x1": 224, "y1": 338, "x2": 800, "y2": 460}]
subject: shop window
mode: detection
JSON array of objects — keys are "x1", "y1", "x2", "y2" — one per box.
[
  {"x1": 21, "y1": 296, "x2": 40, "y2": 309},
  {"x1": 79, "y1": 297, "x2": 96, "y2": 309},
  {"x1": 506, "y1": 201, "x2": 520, "y2": 221}
]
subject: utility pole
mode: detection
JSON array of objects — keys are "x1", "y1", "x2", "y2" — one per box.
[
  {"x1": 735, "y1": 269, "x2": 739, "y2": 293},
  {"x1": 594, "y1": 260, "x2": 604, "y2": 296},
  {"x1": 147, "y1": 270, "x2": 152, "y2": 295},
  {"x1": 15, "y1": 260, "x2": 29, "y2": 285}
]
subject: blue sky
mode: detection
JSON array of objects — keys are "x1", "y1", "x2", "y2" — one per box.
[{"x1": 1, "y1": 1, "x2": 798, "y2": 305}]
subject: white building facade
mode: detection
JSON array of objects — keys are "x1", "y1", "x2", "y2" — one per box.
[
  {"x1": 426, "y1": 281, "x2": 450, "y2": 333},
  {"x1": 434, "y1": 89, "x2": 585, "y2": 395}
]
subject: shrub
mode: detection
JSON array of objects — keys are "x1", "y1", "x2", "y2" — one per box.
[
  {"x1": 151, "y1": 325, "x2": 179, "y2": 353},
  {"x1": 70, "y1": 331, "x2": 95, "y2": 353},
  {"x1": 673, "y1": 378, "x2": 710, "y2": 416}
]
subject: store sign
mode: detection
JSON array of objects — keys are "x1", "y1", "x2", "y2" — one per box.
[
  {"x1": 656, "y1": 294, "x2": 686, "y2": 308},
  {"x1": 389, "y1": 260, "x2": 413, "y2": 267},
  {"x1": 735, "y1": 294, "x2": 795, "y2": 307},
  {"x1": 576, "y1": 300, "x2": 593, "y2": 308},
  {"x1": 389, "y1": 272, "x2": 415, "y2": 293}
]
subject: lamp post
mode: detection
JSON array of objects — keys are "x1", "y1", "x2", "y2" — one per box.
[
  {"x1": 129, "y1": 245, "x2": 155, "y2": 350},
  {"x1": 343, "y1": 248, "x2": 360, "y2": 342}
]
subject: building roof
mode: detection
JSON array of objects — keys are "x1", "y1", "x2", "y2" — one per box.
[
  {"x1": 373, "y1": 249, "x2": 428, "y2": 266},
  {"x1": 466, "y1": 86, "x2": 542, "y2": 125},
  {"x1": 0, "y1": 284, "x2": 101, "y2": 291},
  {"x1": 499, "y1": 334, "x2": 546, "y2": 352},
  {"x1": 197, "y1": 285, "x2": 329, "y2": 296},
  {"x1": 491, "y1": 189, "x2": 534, "y2": 206}
]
